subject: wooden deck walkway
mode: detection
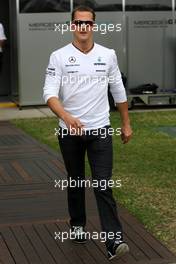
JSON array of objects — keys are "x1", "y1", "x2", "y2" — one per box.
[{"x1": 0, "y1": 121, "x2": 175, "y2": 264}]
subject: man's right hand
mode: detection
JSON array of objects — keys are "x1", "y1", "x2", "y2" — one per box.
[
  {"x1": 47, "y1": 97, "x2": 84, "y2": 135},
  {"x1": 62, "y1": 112, "x2": 85, "y2": 135}
]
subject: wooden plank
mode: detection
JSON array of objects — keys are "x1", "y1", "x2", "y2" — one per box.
[
  {"x1": 42, "y1": 159, "x2": 65, "y2": 180},
  {"x1": 0, "y1": 234, "x2": 15, "y2": 264},
  {"x1": 2, "y1": 135, "x2": 16, "y2": 145},
  {"x1": 0, "y1": 194, "x2": 65, "y2": 214},
  {"x1": 0, "y1": 153, "x2": 52, "y2": 161},
  {"x1": 51, "y1": 159, "x2": 67, "y2": 176},
  {"x1": 135, "y1": 259, "x2": 176, "y2": 264},
  {"x1": 0, "y1": 135, "x2": 36, "y2": 145},
  {"x1": 0, "y1": 185, "x2": 67, "y2": 225},
  {"x1": 0, "y1": 227, "x2": 28, "y2": 264},
  {"x1": 0, "y1": 129, "x2": 19, "y2": 135},
  {"x1": 0, "y1": 188, "x2": 58, "y2": 200},
  {"x1": 34, "y1": 160, "x2": 55, "y2": 182},
  {"x1": 120, "y1": 207, "x2": 176, "y2": 259},
  {"x1": 0, "y1": 137, "x2": 7, "y2": 145},
  {"x1": 46, "y1": 222, "x2": 86, "y2": 264},
  {"x1": 75, "y1": 220, "x2": 121, "y2": 264},
  {"x1": 87, "y1": 217, "x2": 139, "y2": 264},
  {"x1": 3, "y1": 162, "x2": 25, "y2": 183},
  {"x1": 11, "y1": 226, "x2": 42, "y2": 264},
  {"x1": 0, "y1": 165, "x2": 12, "y2": 184},
  {"x1": 57, "y1": 221, "x2": 98, "y2": 264},
  {"x1": 0, "y1": 182, "x2": 55, "y2": 192},
  {"x1": 22, "y1": 224, "x2": 56, "y2": 264},
  {"x1": 0, "y1": 146, "x2": 43, "y2": 153},
  {"x1": 15, "y1": 134, "x2": 37, "y2": 144},
  {"x1": 35, "y1": 160, "x2": 60, "y2": 181},
  {"x1": 33, "y1": 223, "x2": 69, "y2": 264},
  {"x1": 17, "y1": 160, "x2": 49, "y2": 183},
  {"x1": 11, "y1": 160, "x2": 33, "y2": 183},
  {"x1": 122, "y1": 218, "x2": 160, "y2": 260},
  {"x1": 0, "y1": 219, "x2": 68, "y2": 228},
  {"x1": 88, "y1": 218, "x2": 130, "y2": 264}
]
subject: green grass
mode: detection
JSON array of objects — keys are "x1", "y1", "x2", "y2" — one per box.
[{"x1": 11, "y1": 110, "x2": 176, "y2": 254}]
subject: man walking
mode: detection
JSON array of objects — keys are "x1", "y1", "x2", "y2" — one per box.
[
  {"x1": 43, "y1": 5, "x2": 132, "y2": 260},
  {"x1": 0, "y1": 22, "x2": 6, "y2": 73}
]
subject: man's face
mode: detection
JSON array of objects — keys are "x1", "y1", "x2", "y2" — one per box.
[{"x1": 72, "y1": 11, "x2": 94, "y2": 42}]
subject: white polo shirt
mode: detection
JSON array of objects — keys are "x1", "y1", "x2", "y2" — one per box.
[
  {"x1": 43, "y1": 42, "x2": 127, "y2": 130},
  {"x1": 0, "y1": 23, "x2": 7, "y2": 52}
]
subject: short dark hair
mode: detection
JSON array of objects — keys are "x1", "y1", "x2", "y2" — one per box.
[{"x1": 71, "y1": 5, "x2": 96, "y2": 21}]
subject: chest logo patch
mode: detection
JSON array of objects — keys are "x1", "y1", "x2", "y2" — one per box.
[{"x1": 69, "y1": 56, "x2": 76, "y2": 63}]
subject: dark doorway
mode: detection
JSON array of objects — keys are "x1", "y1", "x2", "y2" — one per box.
[{"x1": 0, "y1": 0, "x2": 10, "y2": 97}]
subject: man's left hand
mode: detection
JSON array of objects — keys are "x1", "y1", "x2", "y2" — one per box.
[{"x1": 121, "y1": 124, "x2": 133, "y2": 144}]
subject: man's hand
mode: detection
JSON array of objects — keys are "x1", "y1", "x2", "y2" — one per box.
[
  {"x1": 116, "y1": 102, "x2": 132, "y2": 144},
  {"x1": 47, "y1": 97, "x2": 84, "y2": 135},
  {"x1": 63, "y1": 112, "x2": 85, "y2": 135},
  {"x1": 121, "y1": 124, "x2": 132, "y2": 144}
]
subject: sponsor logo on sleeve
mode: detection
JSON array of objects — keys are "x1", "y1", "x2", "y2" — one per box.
[{"x1": 46, "y1": 67, "x2": 56, "y2": 76}]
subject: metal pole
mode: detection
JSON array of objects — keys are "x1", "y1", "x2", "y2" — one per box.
[
  {"x1": 172, "y1": 0, "x2": 175, "y2": 12},
  {"x1": 70, "y1": 0, "x2": 73, "y2": 13},
  {"x1": 122, "y1": 0, "x2": 125, "y2": 12}
]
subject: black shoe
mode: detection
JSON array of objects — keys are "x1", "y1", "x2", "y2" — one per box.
[
  {"x1": 71, "y1": 226, "x2": 87, "y2": 244},
  {"x1": 107, "y1": 241, "x2": 129, "y2": 260}
]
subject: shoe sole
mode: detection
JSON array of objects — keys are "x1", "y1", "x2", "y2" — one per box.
[
  {"x1": 109, "y1": 243, "x2": 129, "y2": 261},
  {"x1": 72, "y1": 240, "x2": 87, "y2": 244}
]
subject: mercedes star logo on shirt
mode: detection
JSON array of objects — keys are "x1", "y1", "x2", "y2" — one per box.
[{"x1": 69, "y1": 56, "x2": 76, "y2": 63}]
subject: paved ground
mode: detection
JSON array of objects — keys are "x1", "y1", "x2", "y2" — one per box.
[
  {"x1": 0, "y1": 107, "x2": 55, "y2": 121},
  {"x1": 0, "y1": 105, "x2": 176, "y2": 121}
]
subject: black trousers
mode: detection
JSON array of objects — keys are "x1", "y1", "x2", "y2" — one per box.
[{"x1": 58, "y1": 125, "x2": 123, "y2": 248}]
